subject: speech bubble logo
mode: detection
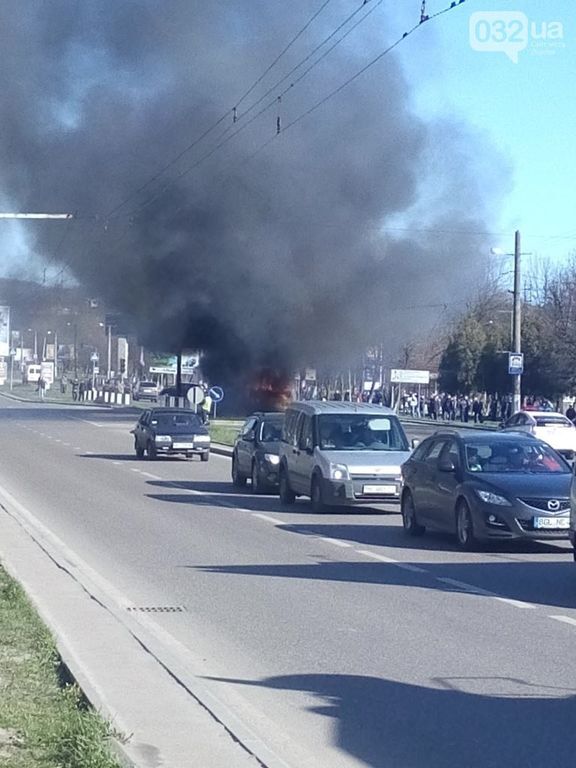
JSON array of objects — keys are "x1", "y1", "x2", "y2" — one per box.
[{"x1": 469, "y1": 11, "x2": 529, "y2": 63}]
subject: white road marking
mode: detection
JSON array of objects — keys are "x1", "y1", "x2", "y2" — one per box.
[
  {"x1": 394, "y1": 563, "x2": 428, "y2": 574},
  {"x1": 356, "y1": 549, "x2": 398, "y2": 563},
  {"x1": 251, "y1": 513, "x2": 286, "y2": 525},
  {"x1": 67, "y1": 416, "x2": 104, "y2": 427},
  {"x1": 436, "y1": 576, "x2": 488, "y2": 594},
  {"x1": 113, "y1": 461, "x2": 123, "y2": 466},
  {"x1": 130, "y1": 468, "x2": 141, "y2": 473},
  {"x1": 355, "y1": 550, "x2": 427, "y2": 573},
  {"x1": 74, "y1": 447, "x2": 82, "y2": 451},
  {"x1": 140, "y1": 472, "x2": 161, "y2": 480},
  {"x1": 62, "y1": 442, "x2": 71, "y2": 447},
  {"x1": 493, "y1": 597, "x2": 535, "y2": 610},
  {"x1": 550, "y1": 615, "x2": 576, "y2": 627},
  {"x1": 437, "y1": 577, "x2": 535, "y2": 609},
  {"x1": 319, "y1": 537, "x2": 352, "y2": 548}
]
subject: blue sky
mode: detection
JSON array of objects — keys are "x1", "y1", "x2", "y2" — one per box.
[{"x1": 394, "y1": 0, "x2": 575, "y2": 264}]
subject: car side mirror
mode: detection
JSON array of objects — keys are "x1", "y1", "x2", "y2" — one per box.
[
  {"x1": 438, "y1": 457, "x2": 456, "y2": 473},
  {"x1": 411, "y1": 438, "x2": 420, "y2": 449}
]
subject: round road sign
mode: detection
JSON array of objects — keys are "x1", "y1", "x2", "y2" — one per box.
[
  {"x1": 186, "y1": 385, "x2": 205, "y2": 406},
  {"x1": 209, "y1": 386, "x2": 224, "y2": 403}
]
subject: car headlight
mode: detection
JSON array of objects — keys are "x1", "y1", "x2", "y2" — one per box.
[
  {"x1": 194, "y1": 435, "x2": 210, "y2": 443},
  {"x1": 475, "y1": 489, "x2": 511, "y2": 506},
  {"x1": 155, "y1": 435, "x2": 172, "y2": 443},
  {"x1": 264, "y1": 453, "x2": 280, "y2": 465},
  {"x1": 329, "y1": 463, "x2": 350, "y2": 481}
]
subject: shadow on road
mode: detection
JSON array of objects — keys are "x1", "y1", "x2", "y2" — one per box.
[
  {"x1": 204, "y1": 672, "x2": 576, "y2": 768},
  {"x1": 278, "y1": 522, "x2": 567, "y2": 555},
  {"x1": 191, "y1": 556, "x2": 576, "y2": 611},
  {"x1": 145, "y1": 480, "x2": 395, "y2": 516}
]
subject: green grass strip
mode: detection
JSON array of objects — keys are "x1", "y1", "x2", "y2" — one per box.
[{"x1": 0, "y1": 566, "x2": 122, "y2": 768}]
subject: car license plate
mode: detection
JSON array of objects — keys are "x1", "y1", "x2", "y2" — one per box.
[
  {"x1": 173, "y1": 442, "x2": 195, "y2": 449},
  {"x1": 363, "y1": 484, "x2": 398, "y2": 495},
  {"x1": 534, "y1": 516, "x2": 570, "y2": 529}
]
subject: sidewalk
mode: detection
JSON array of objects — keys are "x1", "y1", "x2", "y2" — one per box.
[{"x1": 0, "y1": 482, "x2": 263, "y2": 768}]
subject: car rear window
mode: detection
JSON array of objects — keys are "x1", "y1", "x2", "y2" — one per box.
[{"x1": 152, "y1": 413, "x2": 201, "y2": 429}]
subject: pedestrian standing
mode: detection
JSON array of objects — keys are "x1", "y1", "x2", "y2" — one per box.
[
  {"x1": 200, "y1": 392, "x2": 213, "y2": 424},
  {"x1": 567, "y1": 403, "x2": 576, "y2": 423},
  {"x1": 37, "y1": 376, "x2": 46, "y2": 401}
]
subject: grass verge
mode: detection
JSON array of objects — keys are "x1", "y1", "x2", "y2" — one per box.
[
  {"x1": 209, "y1": 421, "x2": 241, "y2": 446},
  {"x1": 0, "y1": 565, "x2": 122, "y2": 768}
]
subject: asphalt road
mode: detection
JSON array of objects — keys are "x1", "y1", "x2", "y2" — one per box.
[{"x1": 1, "y1": 397, "x2": 576, "y2": 768}]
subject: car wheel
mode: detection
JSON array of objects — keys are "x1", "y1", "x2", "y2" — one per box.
[
  {"x1": 456, "y1": 500, "x2": 477, "y2": 551},
  {"x1": 311, "y1": 475, "x2": 327, "y2": 514},
  {"x1": 134, "y1": 439, "x2": 144, "y2": 458},
  {"x1": 201, "y1": 451, "x2": 209, "y2": 463},
  {"x1": 231, "y1": 454, "x2": 247, "y2": 487},
  {"x1": 279, "y1": 468, "x2": 296, "y2": 505},
  {"x1": 146, "y1": 441, "x2": 157, "y2": 460},
  {"x1": 401, "y1": 491, "x2": 425, "y2": 536}
]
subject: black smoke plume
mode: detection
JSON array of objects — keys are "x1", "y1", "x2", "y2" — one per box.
[{"x1": 0, "y1": 1, "x2": 508, "y2": 383}]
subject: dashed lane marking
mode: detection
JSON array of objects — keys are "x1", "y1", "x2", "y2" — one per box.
[
  {"x1": 251, "y1": 513, "x2": 287, "y2": 525},
  {"x1": 436, "y1": 576, "x2": 535, "y2": 609},
  {"x1": 355, "y1": 549, "x2": 428, "y2": 573},
  {"x1": 356, "y1": 549, "x2": 398, "y2": 564},
  {"x1": 493, "y1": 597, "x2": 535, "y2": 610},
  {"x1": 140, "y1": 472, "x2": 161, "y2": 480},
  {"x1": 549, "y1": 615, "x2": 576, "y2": 627},
  {"x1": 319, "y1": 537, "x2": 352, "y2": 548}
]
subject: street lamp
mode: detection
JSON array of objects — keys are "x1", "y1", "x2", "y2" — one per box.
[
  {"x1": 66, "y1": 322, "x2": 78, "y2": 378},
  {"x1": 490, "y1": 231, "x2": 530, "y2": 412}
]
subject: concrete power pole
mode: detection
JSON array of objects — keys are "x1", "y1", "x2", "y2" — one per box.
[{"x1": 512, "y1": 230, "x2": 522, "y2": 412}]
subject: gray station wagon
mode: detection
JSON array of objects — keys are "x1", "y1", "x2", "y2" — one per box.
[{"x1": 278, "y1": 401, "x2": 412, "y2": 512}]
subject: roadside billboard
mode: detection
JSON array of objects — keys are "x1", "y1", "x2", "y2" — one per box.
[{"x1": 390, "y1": 369, "x2": 430, "y2": 385}]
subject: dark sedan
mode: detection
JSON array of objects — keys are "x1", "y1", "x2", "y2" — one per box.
[
  {"x1": 232, "y1": 412, "x2": 284, "y2": 492},
  {"x1": 401, "y1": 430, "x2": 571, "y2": 549},
  {"x1": 131, "y1": 408, "x2": 210, "y2": 461}
]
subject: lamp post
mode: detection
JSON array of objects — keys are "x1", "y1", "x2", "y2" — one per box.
[
  {"x1": 491, "y1": 231, "x2": 529, "y2": 413},
  {"x1": 512, "y1": 230, "x2": 522, "y2": 412}
]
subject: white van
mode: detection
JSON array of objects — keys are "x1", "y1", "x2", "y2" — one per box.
[
  {"x1": 278, "y1": 401, "x2": 413, "y2": 513},
  {"x1": 23, "y1": 364, "x2": 41, "y2": 384}
]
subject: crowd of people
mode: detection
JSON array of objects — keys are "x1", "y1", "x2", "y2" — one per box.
[{"x1": 398, "y1": 393, "x2": 556, "y2": 422}]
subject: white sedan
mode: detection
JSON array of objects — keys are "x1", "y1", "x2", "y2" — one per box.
[{"x1": 501, "y1": 410, "x2": 576, "y2": 462}]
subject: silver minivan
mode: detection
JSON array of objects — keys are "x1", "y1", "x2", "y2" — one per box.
[{"x1": 278, "y1": 401, "x2": 412, "y2": 512}]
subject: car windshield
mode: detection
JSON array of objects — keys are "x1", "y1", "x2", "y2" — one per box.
[
  {"x1": 140, "y1": 382, "x2": 156, "y2": 388},
  {"x1": 465, "y1": 440, "x2": 569, "y2": 474},
  {"x1": 318, "y1": 414, "x2": 408, "y2": 451},
  {"x1": 151, "y1": 413, "x2": 202, "y2": 431},
  {"x1": 534, "y1": 415, "x2": 572, "y2": 427},
  {"x1": 259, "y1": 419, "x2": 284, "y2": 442}
]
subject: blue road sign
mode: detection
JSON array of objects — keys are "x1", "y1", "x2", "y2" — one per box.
[
  {"x1": 209, "y1": 386, "x2": 224, "y2": 403},
  {"x1": 508, "y1": 353, "x2": 524, "y2": 375}
]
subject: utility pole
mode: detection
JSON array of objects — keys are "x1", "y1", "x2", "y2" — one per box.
[
  {"x1": 107, "y1": 324, "x2": 112, "y2": 378},
  {"x1": 512, "y1": 230, "x2": 522, "y2": 412}
]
